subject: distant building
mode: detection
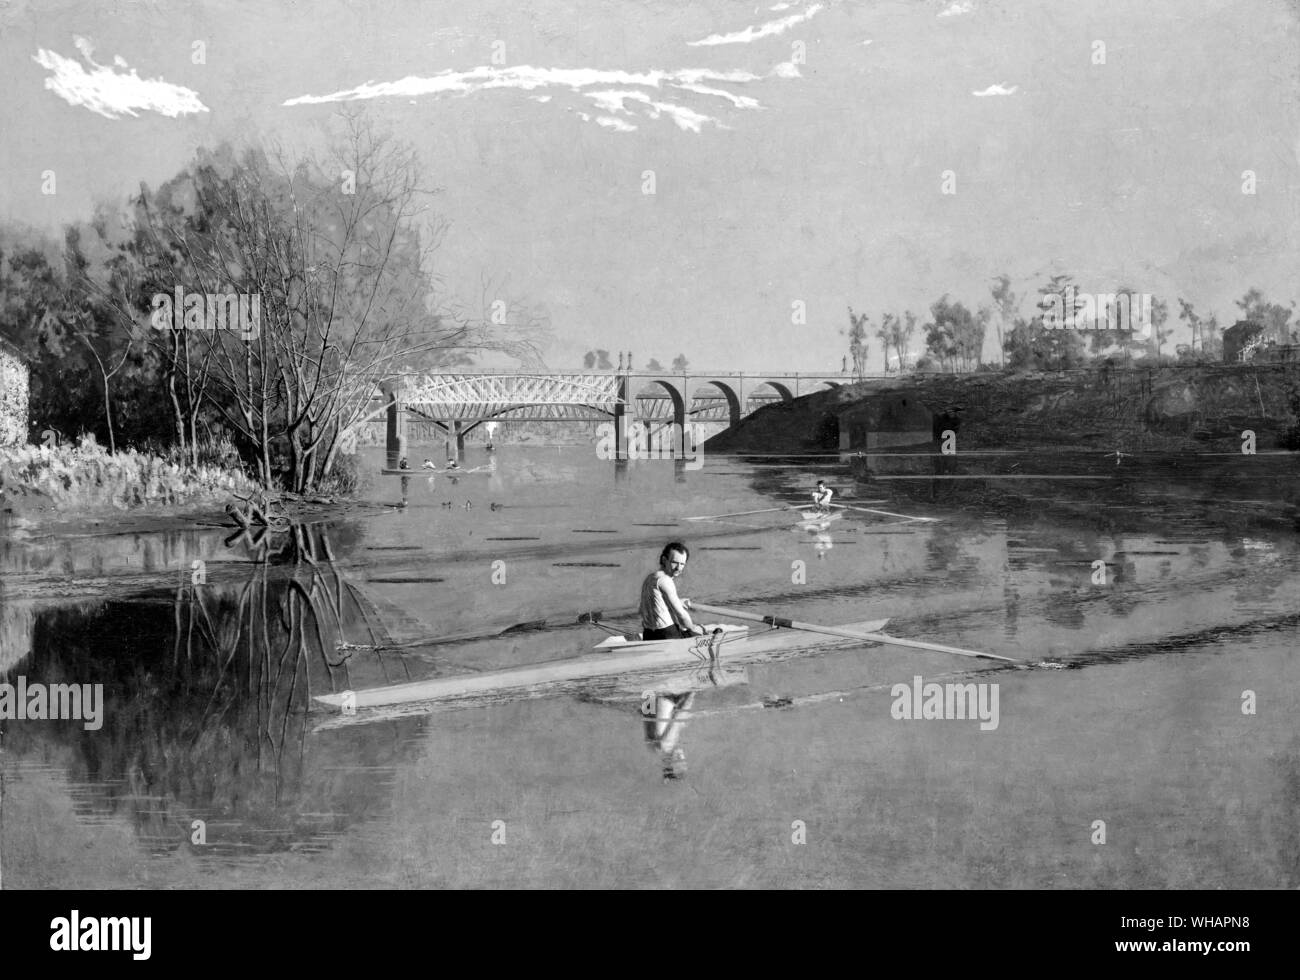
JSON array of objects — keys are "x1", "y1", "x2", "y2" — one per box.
[
  {"x1": 0, "y1": 335, "x2": 29, "y2": 446},
  {"x1": 1222, "y1": 321, "x2": 1265, "y2": 363}
]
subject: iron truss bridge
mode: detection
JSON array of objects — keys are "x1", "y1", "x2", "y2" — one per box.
[{"x1": 391, "y1": 371, "x2": 851, "y2": 425}]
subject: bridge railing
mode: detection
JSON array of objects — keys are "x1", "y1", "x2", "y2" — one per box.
[{"x1": 394, "y1": 369, "x2": 886, "y2": 379}]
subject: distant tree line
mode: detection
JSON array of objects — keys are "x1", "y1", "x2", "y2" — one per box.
[
  {"x1": 844, "y1": 275, "x2": 1295, "y2": 375},
  {"x1": 582, "y1": 350, "x2": 689, "y2": 372}
]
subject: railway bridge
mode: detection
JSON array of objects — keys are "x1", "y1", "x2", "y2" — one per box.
[{"x1": 377, "y1": 369, "x2": 854, "y2": 464}]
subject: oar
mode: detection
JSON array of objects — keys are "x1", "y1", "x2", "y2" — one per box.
[
  {"x1": 689, "y1": 602, "x2": 1017, "y2": 663},
  {"x1": 835, "y1": 504, "x2": 936, "y2": 521},
  {"x1": 686, "y1": 506, "x2": 791, "y2": 521}
]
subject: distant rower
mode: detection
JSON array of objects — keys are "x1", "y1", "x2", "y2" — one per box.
[
  {"x1": 812, "y1": 480, "x2": 834, "y2": 511},
  {"x1": 639, "y1": 542, "x2": 705, "y2": 640},
  {"x1": 422, "y1": 458, "x2": 437, "y2": 470}
]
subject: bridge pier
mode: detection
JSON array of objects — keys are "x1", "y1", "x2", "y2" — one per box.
[
  {"x1": 384, "y1": 385, "x2": 407, "y2": 468},
  {"x1": 445, "y1": 420, "x2": 466, "y2": 462},
  {"x1": 613, "y1": 374, "x2": 630, "y2": 460}
]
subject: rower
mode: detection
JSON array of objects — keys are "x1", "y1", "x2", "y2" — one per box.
[
  {"x1": 811, "y1": 480, "x2": 834, "y2": 512},
  {"x1": 422, "y1": 458, "x2": 437, "y2": 470},
  {"x1": 398, "y1": 456, "x2": 409, "y2": 470},
  {"x1": 639, "y1": 542, "x2": 706, "y2": 640}
]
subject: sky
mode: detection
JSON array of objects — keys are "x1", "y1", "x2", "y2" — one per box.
[{"x1": 2, "y1": 0, "x2": 1298, "y2": 372}]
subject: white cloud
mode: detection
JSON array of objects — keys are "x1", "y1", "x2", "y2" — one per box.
[
  {"x1": 579, "y1": 90, "x2": 714, "y2": 132},
  {"x1": 673, "y1": 81, "x2": 761, "y2": 109},
  {"x1": 596, "y1": 116, "x2": 637, "y2": 132},
  {"x1": 972, "y1": 83, "x2": 1017, "y2": 96},
  {"x1": 586, "y1": 90, "x2": 640, "y2": 114},
  {"x1": 650, "y1": 101, "x2": 714, "y2": 133},
  {"x1": 688, "y1": 3, "x2": 824, "y2": 46},
  {"x1": 284, "y1": 65, "x2": 763, "y2": 105},
  {"x1": 938, "y1": 1, "x2": 975, "y2": 16},
  {"x1": 285, "y1": 61, "x2": 797, "y2": 134},
  {"x1": 32, "y1": 39, "x2": 208, "y2": 119}
]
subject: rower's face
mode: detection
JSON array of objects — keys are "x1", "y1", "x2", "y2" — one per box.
[{"x1": 662, "y1": 551, "x2": 687, "y2": 577}]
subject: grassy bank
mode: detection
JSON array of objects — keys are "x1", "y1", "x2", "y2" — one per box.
[{"x1": 0, "y1": 437, "x2": 259, "y2": 518}]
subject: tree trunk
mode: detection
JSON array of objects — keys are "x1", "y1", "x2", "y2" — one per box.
[
  {"x1": 101, "y1": 372, "x2": 116, "y2": 454},
  {"x1": 168, "y1": 331, "x2": 186, "y2": 453}
]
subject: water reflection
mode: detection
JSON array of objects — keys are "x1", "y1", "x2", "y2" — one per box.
[{"x1": 1, "y1": 522, "x2": 422, "y2": 859}]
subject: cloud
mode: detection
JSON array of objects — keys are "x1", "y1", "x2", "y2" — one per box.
[
  {"x1": 687, "y1": 3, "x2": 825, "y2": 46},
  {"x1": 285, "y1": 62, "x2": 795, "y2": 134},
  {"x1": 596, "y1": 116, "x2": 638, "y2": 132},
  {"x1": 938, "y1": 1, "x2": 975, "y2": 16},
  {"x1": 973, "y1": 83, "x2": 1017, "y2": 96},
  {"x1": 32, "y1": 37, "x2": 208, "y2": 119}
]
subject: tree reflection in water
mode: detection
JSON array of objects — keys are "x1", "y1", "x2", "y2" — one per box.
[{"x1": 2, "y1": 522, "x2": 424, "y2": 860}]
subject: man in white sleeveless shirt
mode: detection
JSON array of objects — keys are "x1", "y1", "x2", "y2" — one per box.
[
  {"x1": 639, "y1": 542, "x2": 705, "y2": 640},
  {"x1": 812, "y1": 480, "x2": 834, "y2": 512}
]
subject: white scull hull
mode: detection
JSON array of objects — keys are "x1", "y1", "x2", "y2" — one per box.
[{"x1": 315, "y1": 618, "x2": 889, "y2": 711}]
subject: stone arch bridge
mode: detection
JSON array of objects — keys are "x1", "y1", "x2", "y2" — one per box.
[{"x1": 376, "y1": 370, "x2": 850, "y2": 463}]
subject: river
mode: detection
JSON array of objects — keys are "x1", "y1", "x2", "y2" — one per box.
[{"x1": 1, "y1": 444, "x2": 1296, "y2": 887}]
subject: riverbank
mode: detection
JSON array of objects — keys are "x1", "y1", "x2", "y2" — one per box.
[
  {"x1": 707, "y1": 363, "x2": 1300, "y2": 456},
  {"x1": 0, "y1": 440, "x2": 387, "y2": 541}
]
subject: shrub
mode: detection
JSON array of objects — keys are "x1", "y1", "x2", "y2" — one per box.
[
  {"x1": 0, "y1": 439, "x2": 259, "y2": 511},
  {"x1": 315, "y1": 451, "x2": 363, "y2": 496}
]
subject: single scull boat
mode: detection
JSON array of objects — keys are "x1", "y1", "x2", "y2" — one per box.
[{"x1": 314, "y1": 617, "x2": 890, "y2": 711}]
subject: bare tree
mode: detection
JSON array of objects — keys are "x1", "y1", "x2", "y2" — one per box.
[
  {"x1": 876, "y1": 315, "x2": 894, "y2": 374},
  {"x1": 67, "y1": 311, "x2": 133, "y2": 453},
  {"x1": 112, "y1": 115, "x2": 539, "y2": 491},
  {"x1": 844, "y1": 307, "x2": 870, "y2": 378},
  {"x1": 990, "y1": 275, "x2": 1019, "y2": 367}
]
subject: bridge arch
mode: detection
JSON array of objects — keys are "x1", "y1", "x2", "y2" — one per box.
[
  {"x1": 685, "y1": 379, "x2": 742, "y2": 428},
  {"x1": 629, "y1": 377, "x2": 688, "y2": 429},
  {"x1": 747, "y1": 380, "x2": 796, "y2": 414}
]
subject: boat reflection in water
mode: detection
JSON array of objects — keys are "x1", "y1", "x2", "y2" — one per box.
[{"x1": 637, "y1": 660, "x2": 749, "y2": 781}]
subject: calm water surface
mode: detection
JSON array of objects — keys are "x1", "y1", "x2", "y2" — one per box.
[{"x1": 2, "y1": 446, "x2": 1297, "y2": 887}]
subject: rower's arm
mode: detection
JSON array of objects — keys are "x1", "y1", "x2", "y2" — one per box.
[{"x1": 660, "y1": 577, "x2": 701, "y2": 634}]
